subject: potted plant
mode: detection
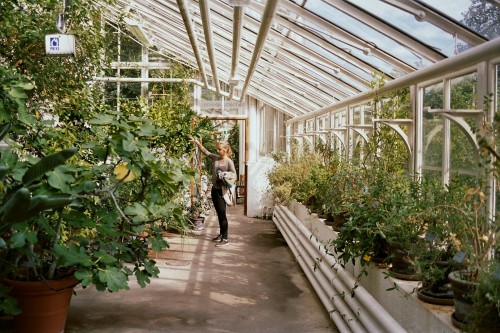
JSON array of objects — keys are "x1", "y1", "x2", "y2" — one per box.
[
  {"x1": 0, "y1": 102, "x2": 196, "y2": 331},
  {"x1": 0, "y1": 67, "x2": 195, "y2": 333},
  {"x1": 410, "y1": 180, "x2": 466, "y2": 305},
  {"x1": 446, "y1": 185, "x2": 499, "y2": 331},
  {"x1": 445, "y1": 98, "x2": 500, "y2": 331},
  {"x1": 0, "y1": 130, "x2": 80, "y2": 331},
  {"x1": 0, "y1": 2, "x2": 200, "y2": 332},
  {"x1": 322, "y1": 161, "x2": 361, "y2": 230}
]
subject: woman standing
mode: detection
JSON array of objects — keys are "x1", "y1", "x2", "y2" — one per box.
[{"x1": 189, "y1": 136, "x2": 236, "y2": 247}]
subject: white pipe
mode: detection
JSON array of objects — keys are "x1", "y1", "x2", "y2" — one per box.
[
  {"x1": 240, "y1": 0, "x2": 281, "y2": 99},
  {"x1": 199, "y1": 0, "x2": 221, "y2": 93},
  {"x1": 176, "y1": 0, "x2": 209, "y2": 88},
  {"x1": 229, "y1": 6, "x2": 244, "y2": 100},
  {"x1": 273, "y1": 209, "x2": 354, "y2": 333},
  {"x1": 276, "y1": 208, "x2": 371, "y2": 333},
  {"x1": 274, "y1": 205, "x2": 407, "y2": 333}
]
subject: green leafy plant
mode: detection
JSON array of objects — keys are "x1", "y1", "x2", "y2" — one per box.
[{"x1": 0, "y1": 1, "x2": 201, "y2": 316}]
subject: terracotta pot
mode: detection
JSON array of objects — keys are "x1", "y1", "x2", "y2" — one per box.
[{"x1": 3, "y1": 275, "x2": 79, "y2": 333}]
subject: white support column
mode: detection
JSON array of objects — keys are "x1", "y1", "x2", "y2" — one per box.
[
  {"x1": 246, "y1": 98, "x2": 260, "y2": 217},
  {"x1": 347, "y1": 105, "x2": 353, "y2": 160},
  {"x1": 117, "y1": 28, "x2": 121, "y2": 112},
  {"x1": 193, "y1": 84, "x2": 201, "y2": 114},
  {"x1": 413, "y1": 85, "x2": 424, "y2": 177},
  {"x1": 442, "y1": 79, "x2": 451, "y2": 185},
  {"x1": 286, "y1": 123, "x2": 291, "y2": 157},
  {"x1": 141, "y1": 46, "x2": 149, "y2": 101},
  {"x1": 481, "y1": 60, "x2": 497, "y2": 220},
  {"x1": 239, "y1": 115, "x2": 245, "y2": 179}
]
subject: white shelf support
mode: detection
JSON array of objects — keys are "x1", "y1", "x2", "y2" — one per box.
[
  {"x1": 373, "y1": 119, "x2": 413, "y2": 155},
  {"x1": 425, "y1": 108, "x2": 482, "y2": 151}
]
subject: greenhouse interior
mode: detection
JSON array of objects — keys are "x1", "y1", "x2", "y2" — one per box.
[{"x1": 1, "y1": 0, "x2": 500, "y2": 332}]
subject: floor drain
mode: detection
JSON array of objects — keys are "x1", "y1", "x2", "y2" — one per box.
[{"x1": 165, "y1": 259, "x2": 191, "y2": 266}]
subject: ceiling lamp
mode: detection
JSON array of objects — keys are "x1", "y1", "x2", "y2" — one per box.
[{"x1": 124, "y1": 17, "x2": 154, "y2": 48}]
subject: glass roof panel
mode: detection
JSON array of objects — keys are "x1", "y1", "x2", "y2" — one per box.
[
  {"x1": 300, "y1": 1, "x2": 422, "y2": 75},
  {"x1": 348, "y1": 0, "x2": 470, "y2": 57},
  {"x1": 419, "y1": 0, "x2": 500, "y2": 40}
]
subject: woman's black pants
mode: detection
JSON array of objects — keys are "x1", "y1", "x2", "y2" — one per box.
[{"x1": 211, "y1": 187, "x2": 228, "y2": 240}]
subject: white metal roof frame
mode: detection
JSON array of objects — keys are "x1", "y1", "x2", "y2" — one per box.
[{"x1": 96, "y1": 0, "x2": 498, "y2": 117}]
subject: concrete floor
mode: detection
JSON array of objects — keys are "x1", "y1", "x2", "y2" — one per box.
[{"x1": 2, "y1": 204, "x2": 338, "y2": 333}]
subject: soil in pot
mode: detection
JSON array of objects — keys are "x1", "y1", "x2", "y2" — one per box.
[
  {"x1": 324, "y1": 212, "x2": 348, "y2": 232},
  {"x1": 388, "y1": 246, "x2": 420, "y2": 281},
  {"x1": 417, "y1": 261, "x2": 455, "y2": 305},
  {"x1": 417, "y1": 285, "x2": 454, "y2": 306},
  {"x1": 371, "y1": 236, "x2": 389, "y2": 264},
  {"x1": 3, "y1": 275, "x2": 79, "y2": 333}
]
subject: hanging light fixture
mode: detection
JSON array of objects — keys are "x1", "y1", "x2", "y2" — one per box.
[
  {"x1": 124, "y1": 17, "x2": 154, "y2": 48},
  {"x1": 45, "y1": 0, "x2": 75, "y2": 56}
]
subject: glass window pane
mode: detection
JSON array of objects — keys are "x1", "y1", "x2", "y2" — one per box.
[
  {"x1": 423, "y1": 82, "x2": 444, "y2": 178},
  {"x1": 352, "y1": 106, "x2": 362, "y2": 125},
  {"x1": 450, "y1": 73, "x2": 477, "y2": 109},
  {"x1": 450, "y1": 122, "x2": 478, "y2": 179}
]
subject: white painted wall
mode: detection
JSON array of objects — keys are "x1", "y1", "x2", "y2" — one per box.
[{"x1": 246, "y1": 156, "x2": 276, "y2": 218}]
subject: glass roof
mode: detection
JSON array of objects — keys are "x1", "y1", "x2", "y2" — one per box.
[{"x1": 97, "y1": 0, "x2": 500, "y2": 117}]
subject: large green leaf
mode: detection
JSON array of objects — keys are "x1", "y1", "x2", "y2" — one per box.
[
  {"x1": 8, "y1": 87, "x2": 28, "y2": 99},
  {"x1": 0, "y1": 123, "x2": 10, "y2": 141},
  {"x1": 0, "y1": 187, "x2": 31, "y2": 224},
  {"x1": 124, "y1": 203, "x2": 149, "y2": 222},
  {"x1": 94, "y1": 251, "x2": 118, "y2": 265},
  {"x1": 10, "y1": 231, "x2": 29, "y2": 248},
  {"x1": 74, "y1": 268, "x2": 94, "y2": 287},
  {"x1": 89, "y1": 114, "x2": 115, "y2": 125},
  {"x1": 98, "y1": 266, "x2": 129, "y2": 292},
  {"x1": 122, "y1": 137, "x2": 137, "y2": 152},
  {"x1": 47, "y1": 166, "x2": 75, "y2": 192},
  {"x1": 22, "y1": 147, "x2": 78, "y2": 186},
  {"x1": 54, "y1": 243, "x2": 94, "y2": 267},
  {"x1": 134, "y1": 269, "x2": 151, "y2": 288}
]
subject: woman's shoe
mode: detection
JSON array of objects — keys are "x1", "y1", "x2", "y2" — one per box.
[
  {"x1": 212, "y1": 234, "x2": 222, "y2": 241},
  {"x1": 215, "y1": 239, "x2": 229, "y2": 247}
]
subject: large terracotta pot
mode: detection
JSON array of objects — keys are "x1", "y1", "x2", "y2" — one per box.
[{"x1": 3, "y1": 275, "x2": 79, "y2": 333}]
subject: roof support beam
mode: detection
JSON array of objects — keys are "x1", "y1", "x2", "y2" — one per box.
[
  {"x1": 171, "y1": 1, "x2": 208, "y2": 89},
  {"x1": 229, "y1": 6, "x2": 245, "y2": 100},
  {"x1": 247, "y1": 1, "x2": 374, "y2": 85},
  {"x1": 288, "y1": 37, "x2": 500, "y2": 124},
  {"x1": 199, "y1": 0, "x2": 221, "y2": 93},
  {"x1": 240, "y1": 0, "x2": 281, "y2": 99}
]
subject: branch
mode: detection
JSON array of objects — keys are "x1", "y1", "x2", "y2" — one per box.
[{"x1": 108, "y1": 189, "x2": 132, "y2": 222}]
